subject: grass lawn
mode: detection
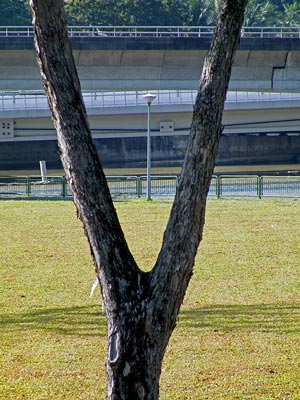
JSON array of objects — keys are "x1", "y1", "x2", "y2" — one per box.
[{"x1": 1, "y1": 199, "x2": 300, "y2": 399}]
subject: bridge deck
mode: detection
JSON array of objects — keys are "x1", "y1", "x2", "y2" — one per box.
[{"x1": 1, "y1": 90, "x2": 300, "y2": 145}]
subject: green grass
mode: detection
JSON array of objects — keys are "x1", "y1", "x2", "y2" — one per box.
[{"x1": 1, "y1": 199, "x2": 300, "y2": 399}]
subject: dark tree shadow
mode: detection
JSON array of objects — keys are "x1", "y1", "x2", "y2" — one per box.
[
  {"x1": 179, "y1": 303, "x2": 300, "y2": 334},
  {"x1": 2, "y1": 303, "x2": 300, "y2": 337},
  {"x1": 0, "y1": 305, "x2": 107, "y2": 337}
]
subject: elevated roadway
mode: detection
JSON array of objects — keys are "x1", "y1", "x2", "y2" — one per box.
[
  {"x1": 1, "y1": 26, "x2": 300, "y2": 91},
  {"x1": 1, "y1": 90, "x2": 300, "y2": 140},
  {"x1": 1, "y1": 89, "x2": 300, "y2": 169}
]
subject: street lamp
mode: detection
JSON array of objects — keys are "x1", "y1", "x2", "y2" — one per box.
[{"x1": 142, "y1": 92, "x2": 156, "y2": 200}]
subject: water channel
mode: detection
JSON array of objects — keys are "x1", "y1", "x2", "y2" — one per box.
[{"x1": 1, "y1": 163, "x2": 300, "y2": 178}]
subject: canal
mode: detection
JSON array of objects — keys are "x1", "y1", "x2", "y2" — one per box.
[{"x1": 1, "y1": 163, "x2": 300, "y2": 177}]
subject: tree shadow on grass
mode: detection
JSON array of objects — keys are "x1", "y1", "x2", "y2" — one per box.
[
  {"x1": 2, "y1": 303, "x2": 300, "y2": 338},
  {"x1": 0, "y1": 304, "x2": 107, "y2": 337},
  {"x1": 179, "y1": 303, "x2": 300, "y2": 334}
]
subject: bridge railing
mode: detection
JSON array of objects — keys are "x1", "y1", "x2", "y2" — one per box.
[
  {"x1": 1, "y1": 25, "x2": 300, "y2": 38},
  {"x1": 1, "y1": 175, "x2": 300, "y2": 199},
  {"x1": 2, "y1": 90, "x2": 300, "y2": 112},
  {"x1": 0, "y1": 90, "x2": 196, "y2": 112}
]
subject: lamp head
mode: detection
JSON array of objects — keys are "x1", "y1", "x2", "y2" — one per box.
[{"x1": 142, "y1": 93, "x2": 156, "y2": 105}]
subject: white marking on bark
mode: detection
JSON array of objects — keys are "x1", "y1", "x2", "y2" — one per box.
[
  {"x1": 109, "y1": 332, "x2": 120, "y2": 364},
  {"x1": 123, "y1": 362, "x2": 131, "y2": 377}
]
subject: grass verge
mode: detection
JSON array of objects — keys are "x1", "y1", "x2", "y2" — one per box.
[{"x1": 1, "y1": 199, "x2": 300, "y2": 399}]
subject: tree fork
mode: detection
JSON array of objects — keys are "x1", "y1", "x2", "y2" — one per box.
[{"x1": 30, "y1": 0, "x2": 248, "y2": 398}]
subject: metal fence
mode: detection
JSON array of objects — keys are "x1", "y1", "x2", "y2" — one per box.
[
  {"x1": 1, "y1": 175, "x2": 300, "y2": 200},
  {"x1": 2, "y1": 89, "x2": 300, "y2": 113},
  {"x1": 209, "y1": 175, "x2": 300, "y2": 199},
  {"x1": 1, "y1": 25, "x2": 300, "y2": 38}
]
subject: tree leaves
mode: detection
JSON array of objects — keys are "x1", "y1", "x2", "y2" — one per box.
[
  {"x1": 0, "y1": 0, "x2": 31, "y2": 25},
  {"x1": 1, "y1": 0, "x2": 300, "y2": 27}
]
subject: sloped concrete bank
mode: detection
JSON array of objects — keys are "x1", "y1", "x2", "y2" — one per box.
[{"x1": 1, "y1": 134, "x2": 300, "y2": 170}]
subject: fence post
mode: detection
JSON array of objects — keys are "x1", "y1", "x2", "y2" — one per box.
[
  {"x1": 62, "y1": 176, "x2": 67, "y2": 197},
  {"x1": 216, "y1": 175, "x2": 221, "y2": 198},
  {"x1": 137, "y1": 176, "x2": 142, "y2": 198},
  {"x1": 26, "y1": 176, "x2": 31, "y2": 196},
  {"x1": 257, "y1": 176, "x2": 262, "y2": 199}
]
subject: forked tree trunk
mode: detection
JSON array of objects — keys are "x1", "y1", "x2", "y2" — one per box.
[{"x1": 30, "y1": 1, "x2": 247, "y2": 398}]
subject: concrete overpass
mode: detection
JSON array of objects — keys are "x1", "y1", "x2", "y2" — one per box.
[
  {"x1": 1, "y1": 90, "x2": 300, "y2": 140},
  {"x1": 1, "y1": 90, "x2": 300, "y2": 168},
  {"x1": 1, "y1": 26, "x2": 300, "y2": 91}
]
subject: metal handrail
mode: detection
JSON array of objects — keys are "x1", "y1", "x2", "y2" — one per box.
[
  {"x1": 1, "y1": 174, "x2": 300, "y2": 199},
  {"x1": 1, "y1": 90, "x2": 300, "y2": 112},
  {"x1": 1, "y1": 25, "x2": 300, "y2": 38}
]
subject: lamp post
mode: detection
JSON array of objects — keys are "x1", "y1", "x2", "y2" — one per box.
[{"x1": 142, "y1": 93, "x2": 156, "y2": 200}]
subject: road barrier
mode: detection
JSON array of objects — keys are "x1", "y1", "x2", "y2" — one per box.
[
  {"x1": 1, "y1": 26, "x2": 300, "y2": 39},
  {"x1": 4, "y1": 90, "x2": 299, "y2": 113},
  {"x1": 1, "y1": 174, "x2": 300, "y2": 200}
]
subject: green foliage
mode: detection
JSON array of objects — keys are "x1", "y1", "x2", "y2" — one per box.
[
  {"x1": 64, "y1": 0, "x2": 300, "y2": 27},
  {"x1": 244, "y1": 0, "x2": 281, "y2": 26},
  {"x1": 65, "y1": 0, "x2": 191, "y2": 26},
  {"x1": 283, "y1": 0, "x2": 300, "y2": 26},
  {"x1": 160, "y1": 0, "x2": 191, "y2": 26},
  {"x1": 65, "y1": 0, "x2": 133, "y2": 25},
  {"x1": 191, "y1": 0, "x2": 218, "y2": 25},
  {"x1": 1, "y1": 199, "x2": 300, "y2": 398},
  {"x1": 0, "y1": 0, "x2": 31, "y2": 25},
  {"x1": 1, "y1": 0, "x2": 300, "y2": 27}
]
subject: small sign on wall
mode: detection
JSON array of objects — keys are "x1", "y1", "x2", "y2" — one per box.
[
  {"x1": 160, "y1": 121, "x2": 174, "y2": 133},
  {"x1": 0, "y1": 120, "x2": 14, "y2": 139}
]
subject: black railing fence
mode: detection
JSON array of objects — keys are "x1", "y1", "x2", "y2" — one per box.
[{"x1": 1, "y1": 174, "x2": 300, "y2": 200}]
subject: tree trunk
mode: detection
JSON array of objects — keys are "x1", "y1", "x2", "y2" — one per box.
[{"x1": 30, "y1": 1, "x2": 247, "y2": 398}]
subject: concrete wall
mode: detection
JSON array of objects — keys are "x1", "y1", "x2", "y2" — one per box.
[
  {"x1": 1, "y1": 37, "x2": 300, "y2": 90},
  {"x1": 0, "y1": 140, "x2": 60, "y2": 169},
  {"x1": 218, "y1": 135, "x2": 300, "y2": 165},
  {"x1": 1, "y1": 134, "x2": 300, "y2": 170}
]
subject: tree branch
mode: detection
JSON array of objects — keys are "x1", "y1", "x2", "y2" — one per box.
[
  {"x1": 30, "y1": 0, "x2": 141, "y2": 311},
  {"x1": 151, "y1": 0, "x2": 248, "y2": 330}
]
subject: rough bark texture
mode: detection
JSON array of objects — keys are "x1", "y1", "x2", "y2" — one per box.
[{"x1": 30, "y1": 1, "x2": 247, "y2": 399}]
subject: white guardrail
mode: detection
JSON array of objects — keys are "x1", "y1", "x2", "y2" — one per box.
[
  {"x1": 1, "y1": 90, "x2": 300, "y2": 112},
  {"x1": 1, "y1": 26, "x2": 300, "y2": 38}
]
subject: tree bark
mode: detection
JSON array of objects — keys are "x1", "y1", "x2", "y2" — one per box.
[{"x1": 30, "y1": 1, "x2": 247, "y2": 399}]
